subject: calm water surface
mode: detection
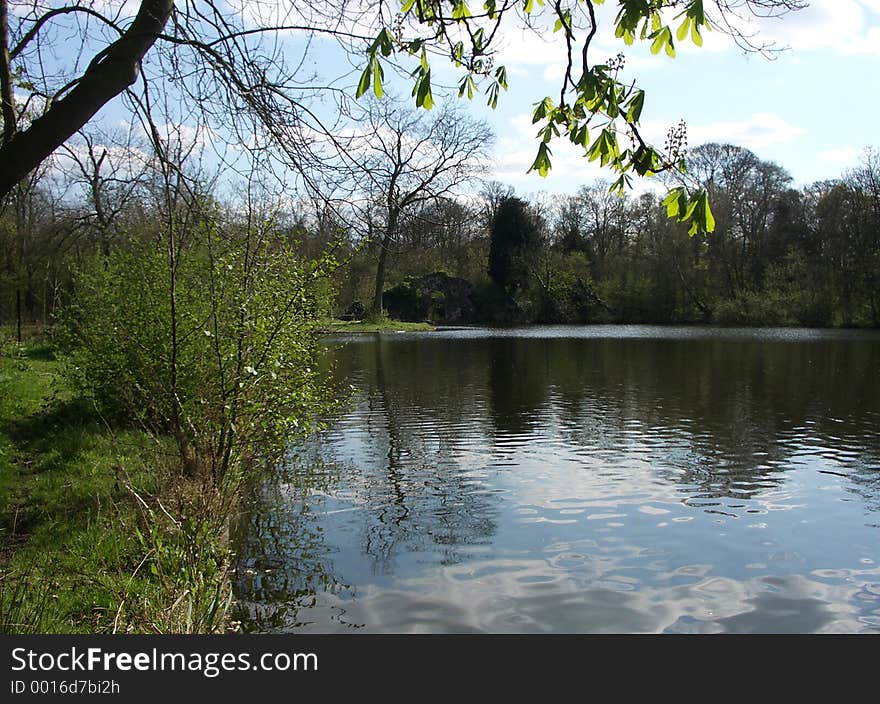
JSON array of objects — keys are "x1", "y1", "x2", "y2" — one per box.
[{"x1": 234, "y1": 326, "x2": 880, "y2": 633}]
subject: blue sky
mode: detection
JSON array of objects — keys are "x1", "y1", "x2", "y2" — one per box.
[
  {"x1": 458, "y1": 0, "x2": 880, "y2": 195},
  {"x1": 25, "y1": 1, "x2": 880, "y2": 199}
]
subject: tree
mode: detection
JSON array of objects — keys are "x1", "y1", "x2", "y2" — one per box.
[
  {"x1": 686, "y1": 143, "x2": 791, "y2": 296},
  {"x1": 351, "y1": 100, "x2": 493, "y2": 316},
  {"x1": 2, "y1": 1, "x2": 804, "y2": 230},
  {"x1": 488, "y1": 196, "x2": 542, "y2": 293},
  {"x1": 0, "y1": 0, "x2": 173, "y2": 196}
]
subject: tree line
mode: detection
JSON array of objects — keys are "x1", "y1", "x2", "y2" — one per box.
[{"x1": 337, "y1": 143, "x2": 880, "y2": 329}]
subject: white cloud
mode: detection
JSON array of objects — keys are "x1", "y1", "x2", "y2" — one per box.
[
  {"x1": 722, "y1": 0, "x2": 880, "y2": 55},
  {"x1": 640, "y1": 112, "x2": 805, "y2": 154},
  {"x1": 817, "y1": 147, "x2": 862, "y2": 165}
]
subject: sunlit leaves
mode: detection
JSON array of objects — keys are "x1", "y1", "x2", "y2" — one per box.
[
  {"x1": 631, "y1": 145, "x2": 663, "y2": 176},
  {"x1": 609, "y1": 173, "x2": 633, "y2": 195},
  {"x1": 663, "y1": 186, "x2": 688, "y2": 219},
  {"x1": 625, "y1": 90, "x2": 645, "y2": 123},
  {"x1": 458, "y1": 74, "x2": 477, "y2": 99},
  {"x1": 662, "y1": 186, "x2": 715, "y2": 235},
  {"x1": 412, "y1": 67, "x2": 434, "y2": 109},
  {"x1": 356, "y1": 0, "x2": 721, "y2": 232},
  {"x1": 356, "y1": 28, "x2": 394, "y2": 99},
  {"x1": 532, "y1": 97, "x2": 555, "y2": 124},
  {"x1": 528, "y1": 142, "x2": 552, "y2": 177},
  {"x1": 356, "y1": 64, "x2": 371, "y2": 99},
  {"x1": 587, "y1": 128, "x2": 620, "y2": 167},
  {"x1": 676, "y1": 0, "x2": 711, "y2": 46},
  {"x1": 452, "y1": 0, "x2": 472, "y2": 20},
  {"x1": 372, "y1": 60, "x2": 384, "y2": 98},
  {"x1": 650, "y1": 26, "x2": 675, "y2": 57},
  {"x1": 554, "y1": 9, "x2": 573, "y2": 33},
  {"x1": 370, "y1": 28, "x2": 394, "y2": 57},
  {"x1": 356, "y1": 55, "x2": 386, "y2": 100},
  {"x1": 487, "y1": 66, "x2": 508, "y2": 108}
]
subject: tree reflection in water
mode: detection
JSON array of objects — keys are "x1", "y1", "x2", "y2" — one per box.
[{"x1": 234, "y1": 327, "x2": 880, "y2": 633}]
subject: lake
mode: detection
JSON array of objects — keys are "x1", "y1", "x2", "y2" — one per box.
[{"x1": 234, "y1": 325, "x2": 880, "y2": 633}]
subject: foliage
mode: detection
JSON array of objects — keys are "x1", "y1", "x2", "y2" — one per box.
[
  {"x1": 352, "y1": 0, "x2": 796, "y2": 236},
  {"x1": 383, "y1": 279, "x2": 426, "y2": 322},
  {"x1": 58, "y1": 217, "x2": 335, "y2": 483},
  {"x1": 0, "y1": 340, "x2": 233, "y2": 633},
  {"x1": 488, "y1": 197, "x2": 544, "y2": 293}
]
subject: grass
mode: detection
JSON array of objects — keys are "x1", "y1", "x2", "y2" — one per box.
[
  {"x1": 0, "y1": 330, "x2": 232, "y2": 633},
  {"x1": 318, "y1": 317, "x2": 435, "y2": 334}
]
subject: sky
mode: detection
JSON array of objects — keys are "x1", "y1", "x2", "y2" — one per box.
[
  {"x1": 452, "y1": 0, "x2": 880, "y2": 196},
  {"x1": 19, "y1": 1, "x2": 880, "y2": 201}
]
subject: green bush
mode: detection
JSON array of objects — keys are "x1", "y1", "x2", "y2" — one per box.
[{"x1": 58, "y1": 219, "x2": 334, "y2": 483}]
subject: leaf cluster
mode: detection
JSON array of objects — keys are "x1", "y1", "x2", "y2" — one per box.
[{"x1": 358, "y1": 1, "x2": 718, "y2": 235}]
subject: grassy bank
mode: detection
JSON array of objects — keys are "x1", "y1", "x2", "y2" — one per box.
[
  {"x1": 318, "y1": 318, "x2": 436, "y2": 334},
  {"x1": 0, "y1": 333, "x2": 233, "y2": 633}
]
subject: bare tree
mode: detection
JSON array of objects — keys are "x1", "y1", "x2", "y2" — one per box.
[
  {"x1": 349, "y1": 99, "x2": 493, "y2": 316},
  {"x1": 0, "y1": 1, "x2": 173, "y2": 196},
  {"x1": 56, "y1": 128, "x2": 150, "y2": 256}
]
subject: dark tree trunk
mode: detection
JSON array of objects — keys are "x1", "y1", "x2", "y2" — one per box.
[{"x1": 0, "y1": 0, "x2": 173, "y2": 198}]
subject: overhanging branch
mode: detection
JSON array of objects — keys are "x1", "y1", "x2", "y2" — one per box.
[{"x1": 0, "y1": 0, "x2": 173, "y2": 199}]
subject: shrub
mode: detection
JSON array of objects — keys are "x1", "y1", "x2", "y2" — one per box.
[{"x1": 59, "y1": 217, "x2": 335, "y2": 484}]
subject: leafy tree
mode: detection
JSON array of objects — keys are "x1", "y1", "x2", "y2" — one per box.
[
  {"x1": 60, "y1": 201, "x2": 334, "y2": 483},
  {"x1": 488, "y1": 196, "x2": 543, "y2": 293}
]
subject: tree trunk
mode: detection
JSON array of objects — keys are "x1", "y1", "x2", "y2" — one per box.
[
  {"x1": 373, "y1": 210, "x2": 398, "y2": 318},
  {"x1": 0, "y1": 0, "x2": 173, "y2": 198}
]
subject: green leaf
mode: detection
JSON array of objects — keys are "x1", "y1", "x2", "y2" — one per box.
[
  {"x1": 416, "y1": 70, "x2": 434, "y2": 109},
  {"x1": 606, "y1": 85, "x2": 620, "y2": 118},
  {"x1": 650, "y1": 27, "x2": 675, "y2": 57},
  {"x1": 626, "y1": 90, "x2": 645, "y2": 123},
  {"x1": 452, "y1": 1, "x2": 472, "y2": 21},
  {"x1": 370, "y1": 28, "x2": 394, "y2": 57},
  {"x1": 532, "y1": 97, "x2": 553, "y2": 123},
  {"x1": 487, "y1": 83, "x2": 500, "y2": 109},
  {"x1": 609, "y1": 174, "x2": 632, "y2": 195},
  {"x1": 528, "y1": 142, "x2": 553, "y2": 177},
  {"x1": 650, "y1": 31, "x2": 665, "y2": 55},
  {"x1": 356, "y1": 62, "x2": 371, "y2": 98},
  {"x1": 372, "y1": 60, "x2": 384, "y2": 98},
  {"x1": 662, "y1": 187, "x2": 687, "y2": 218},
  {"x1": 689, "y1": 0, "x2": 706, "y2": 27},
  {"x1": 676, "y1": 17, "x2": 692, "y2": 42},
  {"x1": 537, "y1": 121, "x2": 559, "y2": 144},
  {"x1": 453, "y1": 41, "x2": 464, "y2": 65},
  {"x1": 701, "y1": 190, "x2": 716, "y2": 232},
  {"x1": 615, "y1": 22, "x2": 635, "y2": 46},
  {"x1": 459, "y1": 74, "x2": 477, "y2": 100},
  {"x1": 586, "y1": 129, "x2": 619, "y2": 167},
  {"x1": 553, "y1": 11, "x2": 571, "y2": 33}
]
